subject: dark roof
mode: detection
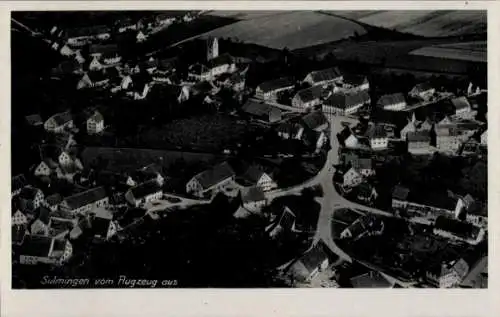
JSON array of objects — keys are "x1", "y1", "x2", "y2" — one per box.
[
  {"x1": 307, "y1": 67, "x2": 342, "y2": 83},
  {"x1": 36, "y1": 206, "x2": 52, "y2": 225},
  {"x1": 20, "y1": 235, "x2": 53, "y2": 257},
  {"x1": 243, "y1": 165, "x2": 266, "y2": 184},
  {"x1": 352, "y1": 158, "x2": 372, "y2": 170},
  {"x1": 392, "y1": 185, "x2": 410, "y2": 201},
  {"x1": 46, "y1": 194, "x2": 63, "y2": 206},
  {"x1": 325, "y1": 90, "x2": 370, "y2": 109},
  {"x1": 434, "y1": 216, "x2": 479, "y2": 240},
  {"x1": 188, "y1": 63, "x2": 210, "y2": 74},
  {"x1": 193, "y1": 162, "x2": 235, "y2": 189},
  {"x1": 92, "y1": 216, "x2": 111, "y2": 238},
  {"x1": 207, "y1": 54, "x2": 234, "y2": 68},
  {"x1": 89, "y1": 44, "x2": 119, "y2": 55},
  {"x1": 50, "y1": 111, "x2": 73, "y2": 126},
  {"x1": 87, "y1": 71, "x2": 109, "y2": 83},
  {"x1": 407, "y1": 130, "x2": 431, "y2": 142},
  {"x1": 301, "y1": 111, "x2": 328, "y2": 131},
  {"x1": 377, "y1": 93, "x2": 406, "y2": 107},
  {"x1": 242, "y1": 100, "x2": 282, "y2": 119},
  {"x1": 257, "y1": 77, "x2": 295, "y2": 93},
  {"x1": 241, "y1": 186, "x2": 266, "y2": 203},
  {"x1": 450, "y1": 96, "x2": 471, "y2": 111},
  {"x1": 19, "y1": 186, "x2": 41, "y2": 200},
  {"x1": 49, "y1": 217, "x2": 74, "y2": 235},
  {"x1": 88, "y1": 111, "x2": 104, "y2": 123},
  {"x1": 294, "y1": 86, "x2": 323, "y2": 103},
  {"x1": 130, "y1": 180, "x2": 162, "y2": 199},
  {"x1": 25, "y1": 114, "x2": 44, "y2": 126},
  {"x1": 64, "y1": 187, "x2": 108, "y2": 210},
  {"x1": 12, "y1": 226, "x2": 27, "y2": 244},
  {"x1": 278, "y1": 206, "x2": 296, "y2": 230},
  {"x1": 299, "y1": 241, "x2": 331, "y2": 273},
  {"x1": 350, "y1": 271, "x2": 392, "y2": 288},
  {"x1": 364, "y1": 123, "x2": 387, "y2": 139},
  {"x1": 343, "y1": 74, "x2": 368, "y2": 86},
  {"x1": 158, "y1": 57, "x2": 179, "y2": 71},
  {"x1": 12, "y1": 174, "x2": 27, "y2": 193}
]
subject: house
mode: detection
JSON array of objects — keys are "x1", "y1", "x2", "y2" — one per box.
[
  {"x1": 121, "y1": 74, "x2": 134, "y2": 90},
  {"x1": 340, "y1": 215, "x2": 384, "y2": 240},
  {"x1": 296, "y1": 112, "x2": 330, "y2": 151},
  {"x1": 303, "y1": 67, "x2": 343, "y2": 87},
  {"x1": 207, "y1": 53, "x2": 237, "y2": 78},
  {"x1": 25, "y1": 114, "x2": 44, "y2": 127},
  {"x1": 343, "y1": 167, "x2": 363, "y2": 188},
  {"x1": 155, "y1": 14, "x2": 177, "y2": 26},
  {"x1": 286, "y1": 240, "x2": 332, "y2": 283},
  {"x1": 291, "y1": 86, "x2": 323, "y2": 109},
  {"x1": 11, "y1": 174, "x2": 27, "y2": 196},
  {"x1": 350, "y1": 271, "x2": 393, "y2": 288},
  {"x1": 241, "y1": 186, "x2": 267, "y2": 212},
  {"x1": 154, "y1": 56, "x2": 179, "y2": 75},
  {"x1": 30, "y1": 206, "x2": 51, "y2": 236},
  {"x1": 435, "y1": 123, "x2": 477, "y2": 153},
  {"x1": 409, "y1": 82, "x2": 436, "y2": 101},
  {"x1": 187, "y1": 63, "x2": 212, "y2": 82},
  {"x1": 89, "y1": 55, "x2": 103, "y2": 71},
  {"x1": 12, "y1": 208, "x2": 29, "y2": 227},
  {"x1": 450, "y1": 96, "x2": 472, "y2": 118},
  {"x1": 391, "y1": 185, "x2": 410, "y2": 210},
  {"x1": 125, "y1": 180, "x2": 163, "y2": 207},
  {"x1": 433, "y1": 216, "x2": 485, "y2": 245},
  {"x1": 340, "y1": 74, "x2": 370, "y2": 92},
  {"x1": 12, "y1": 225, "x2": 28, "y2": 246},
  {"x1": 60, "y1": 187, "x2": 109, "y2": 214},
  {"x1": 19, "y1": 186, "x2": 45, "y2": 212},
  {"x1": 241, "y1": 100, "x2": 282, "y2": 123},
  {"x1": 115, "y1": 18, "x2": 138, "y2": 33},
  {"x1": 62, "y1": 25, "x2": 110, "y2": 46},
  {"x1": 322, "y1": 90, "x2": 371, "y2": 116},
  {"x1": 400, "y1": 113, "x2": 433, "y2": 140},
  {"x1": 242, "y1": 165, "x2": 277, "y2": 192},
  {"x1": 216, "y1": 72, "x2": 246, "y2": 92},
  {"x1": 186, "y1": 162, "x2": 235, "y2": 198},
  {"x1": 377, "y1": 93, "x2": 407, "y2": 111},
  {"x1": 363, "y1": 123, "x2": 389, "y2": 150},
  {"x1": 426, "y1": 257, "x2": 470, "y2": 288},
  {"x1": 19, "y1": 235, "x2": 73, "y2": 266},
  {"x1": 136, "y1": 30, "x2": 148, "y2": 43},
  {"x1": 480, "y1": 130, "x2": 487, "y2": 145},
  {"x1": 77, "y1": 72, "x2": 110, "y2": 90},
  {"x1": 276, "y1": 121, "x2": 300, "y2": 140},
  {"x1": 48, "y1": 217, "x2": 75, "y2": 240},
  {"x1": 356, "y1": 182, "x2": 378, "y2": 204},
  {"x1": 407, "y1": 130, "x2": 432, "y2": 154},
  {"x1": 255, "y1": 77, "x2": 295, "y2": 101},
  {"x1": 44, "y1": 193, "x2": 63, "y2": 212},
  {"x1": 350, "y1": 157, "x2": 375, "y2": 177},
  {"x1": 44, "y1": 111, "x2": 74, "y2": 133},
  {"x1": 90, "y1": 207, "x2": 117, "y2": 240},
  {"x1": 86, "y1": 111, "x2": 105, "y2": 135},
  {"x1": 301, "y1": 111, "x2": 329, "y2": 133},
  {"x1": 267, "y1": 206, "x2": 297, "y2": 238}
]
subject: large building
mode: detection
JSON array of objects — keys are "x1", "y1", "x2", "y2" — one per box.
[
  {"x1": 322, "y1": 90, "x2": 371, "y2": 116},
  {"x1": 377, "y1": 93, "x2": 407, "y2": 111},
  {"x1": 186, "y1": 162, "x2": 235, "y2": 198},
  {"x1": 255, "y1": 77, "x2": 295, "y2": 101},
  {"x1": 303, "y1": 67, "x2": 343, "y2": 87}
]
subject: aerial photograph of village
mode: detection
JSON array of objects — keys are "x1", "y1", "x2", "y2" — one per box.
[{"x1": 11, "y1": 10, "x2": 487, "y2": 289}]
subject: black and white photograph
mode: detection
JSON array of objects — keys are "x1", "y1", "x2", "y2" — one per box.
[{"x1": 10, "y1": 8, "x2": 488, "y2": 290}]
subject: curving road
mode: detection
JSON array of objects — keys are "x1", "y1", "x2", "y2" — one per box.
[{"x1": 265, "y1": 114, "x2": 395, "y2": 263}]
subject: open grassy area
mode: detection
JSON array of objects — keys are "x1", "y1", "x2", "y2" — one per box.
[
  {"x1": 409, "y1": 41, "x2": 487, "y2": 63},
  {"x1": 203, "y1": 11, "x2": 367, "y2": 50}
]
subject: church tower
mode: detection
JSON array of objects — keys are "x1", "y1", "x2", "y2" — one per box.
[{"x1": 207, "y1": 37, "x2": 219, "y2": 61}]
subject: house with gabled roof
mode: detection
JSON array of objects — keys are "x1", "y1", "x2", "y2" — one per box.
[
  {"x1": 186, "y1": 162, "x2": 235, "y2": 198},
  {"x1": 188, "y1": 63, "x2": 212, "y2": 82},
  {"x1": 291, "y1": 86, "x2": 323, "y2": 109},
  {"x1": 255, "y1": 77, "x2": 295, "y2": 101},
  {"x1": 77, "y1": 71, "x2": 110, "y2": 90},
  {"x1": 407, "y1": 130, "x2": 432, "y2": 154},
  {"x1": 12, "y1": 225, "x2": 28, "y2": 246},
  {"x1": 286, "y1": 240, "x2": 333, "y2": 283},
  {"x1": 207, "y1": 53, "x2": 237, "y2": 78},
  {"x1": 86, "y1": 110, "x2": 105, "y2": 135},
  {"x1": 115, "y1": 17, "x2": 138, "y2": 33},
  {"x1": 44, "y1": 111, "x2": 74, "y2": 133},
  {"x1": 30, "y1": 206, "x2": 51, "y2": 236},
  {"x1": 391, "y1": 185, "x2": 410, "y2": 210},
  {"x1": 433, "y1": 216, "x2": 485, "y2": 245},
  {"x1": 60, "y1": 186, "x2": 109, "y2": 214},
  {"x1": 242, "y1": 165, "x2": 277, "y2": 192},
  {"x1": 303, "y1": 67, "x2": 343, "y2": 87},
  {"x1": 363, "y1": 123, "x2": 389, "y2": 150},
  {"x1": 377, "y1": 93, "x2": 407, "y2": 111},
  {"x1": 266, "y1": 206, "x2": 297, "y2": 239},
  {"x1": 409, "y1": 82, "x2": 435, "y2": 101},
  {"x1": 19, "y1": 186, "x2": 45, "y2": 212},
  {"x1": 19, "y1": 235, "x2": 73, "y2": 266},
  {"x1": 125, "y1": 180, "x2": 163, "y2": 207},
  {"x1": 241, "y1": 100, "x2": 282, "y2": 123},
  {"x1": 11, "y1": 174, "x2": 27, "y2": 196},
  {"x1": 450, "y1": 96, "x2": 473, "y2": 118},
  {"x1": 241, "y1": 186, "x2": 267, "y2": 212},
  {"x1": 322, "y1": 90, "x2": 370, "y2": 116},
  {"x1": 340, "y1": 74, "x2": 370, "y2": 92},
  {"x1": 90, "y1": 207, "x2": 117, "y2": 240},
  {"x1": 12, "y1": 208, "x2": 29, "y2": 227}
]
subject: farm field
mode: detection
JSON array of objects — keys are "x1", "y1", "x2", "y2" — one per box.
[
  {"x1": 409, "y1": 41, "x2": 486, "y2": 63},
  {"x1": 207, "y1": 11, "x2": 290, "y2": 20},
  {"x1": 327, "y1": 10, "x2": 486, "y2": 37},
  {"x1": 202, "y1": 11, "x2": 367, "y2": 50}
]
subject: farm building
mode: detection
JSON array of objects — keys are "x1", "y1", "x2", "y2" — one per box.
[
  {"x1": 241, "y1": 100, "x2": 283, "y2": 123},
  {"x1": 435, "y1": 123, "x2": 478, "y2": 153},
  {"x1": 125, "y1": 180, "x2": 163, "y2": 207},
  {"x1": 60, "y1": 187, "x2": 109, "y2": 214},
  {"x1": 303, "y1": 67, "x2": 343, "y2": 87},
  {"x1": 186, "y1": 162, "x2": 236, "y2": 198},
  {"x1": 19, "y1": 235, "x2": 73, "y2": 266},
  {"x1": 433, "y1": 216, "x2": 485, "y2": 245},
  {"x1": 241, "y1": 186, "x2": 267, "y2": 212},
  {"x1": 255, "y1": 77, "x2": 295, "y2": 101},
  {"x1": 339, "y1": 74, "x2": 370, "y2": 92},
  {"x1": 322, "y1": 90, "x2": 371, "y2": 116},
  {"x1": 377, "y1": 93, "x2": 407, "y2": 111},
  {"x1": 291, "y1": 86, "x2": 323, "y2": 109}
]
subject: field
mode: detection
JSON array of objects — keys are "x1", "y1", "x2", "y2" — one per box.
[
  {"x1": 204, "y1": 11, "x2": 367, "y2": 50},
  {"x1": 409, "y1": 41, "x2": 487, "y2": 63},
  {"x1": 329, "y1": 10, "x2": 486, "y2": 37}
]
